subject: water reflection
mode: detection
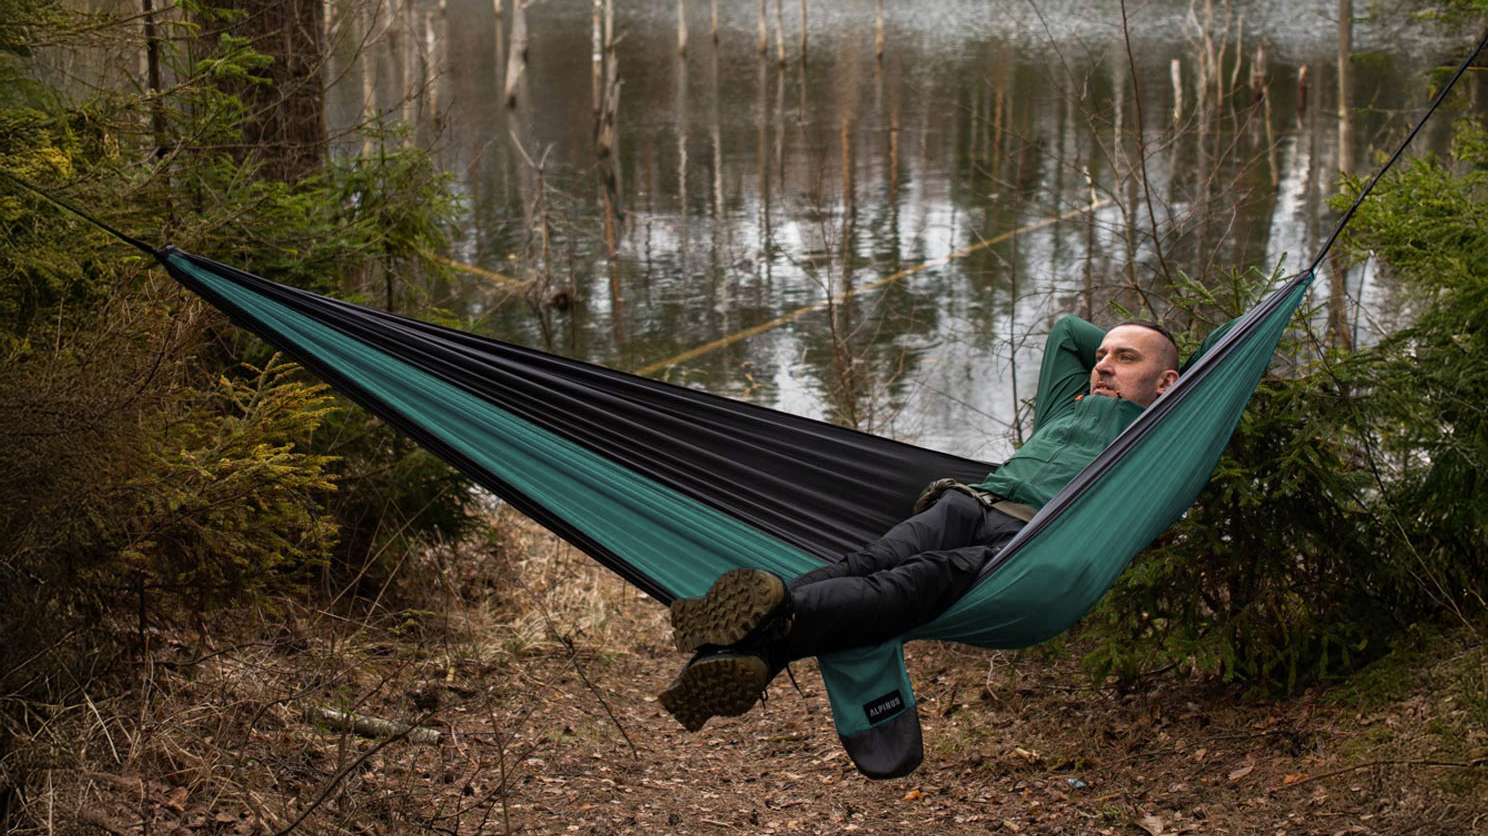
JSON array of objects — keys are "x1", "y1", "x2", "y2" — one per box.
[{"x1": 326, "y1": 0, "x2": 1464, "y2": 460}]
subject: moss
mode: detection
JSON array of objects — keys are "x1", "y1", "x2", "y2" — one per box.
[{"x1": 1326, "y1": 630, "x2": 1435, "y2": 711}]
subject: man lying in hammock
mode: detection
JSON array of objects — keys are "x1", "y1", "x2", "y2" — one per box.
[{"x1": 658, "y1": 316, "x2": 1183, "y2": 732}]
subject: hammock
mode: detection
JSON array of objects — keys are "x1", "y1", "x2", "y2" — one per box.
[
  {"x1": 156, "y1": 246, "x2": 1310, "y2": 777},
  {"x1": 11, "y1": 28, "x2": 1483, "y2": 781}
]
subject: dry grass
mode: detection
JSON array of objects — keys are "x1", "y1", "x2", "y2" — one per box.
[{"x1": 0, "y1": 505, "x2": 667, "y2": 836}]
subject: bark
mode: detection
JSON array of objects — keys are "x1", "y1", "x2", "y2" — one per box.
[
  {"x1": 505, "y1": 0, "x2": 528, "y2": 107},
  {"x1": 307, "y1": 706, "x2": 441, "y2": 744},
  {"x1": 212, "y1": 0, "x2": 328, "y2": 182},
  {"x1": 875, "y1": 0, "x2": 884, "y2": 59},
  {"x1": 141, "y1": 0, "x2": 167, "y2": 153}
]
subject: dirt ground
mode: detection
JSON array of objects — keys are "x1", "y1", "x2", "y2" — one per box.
[{"x1": 14, "y1": 519, "x2": 1487, "y2": 836}]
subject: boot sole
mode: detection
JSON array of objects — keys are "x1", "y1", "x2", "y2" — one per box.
[
  {"x1": 669, "y1": 569, "x2": 788, "y2": 653},
  {"x1": 657, "y1": 653, "x2": 770, "y2": 732}
]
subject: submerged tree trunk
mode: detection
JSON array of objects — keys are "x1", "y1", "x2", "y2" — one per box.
[{"x1": 506, "y1": 0, "x2": 528, "y2": 108}]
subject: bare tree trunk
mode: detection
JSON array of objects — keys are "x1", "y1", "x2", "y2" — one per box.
[
  {"x1": 399, "y1": 0, "x2": 415, "y2": 128},
  {"x1": 1170, "y1": 57, "x2": 1182, "y2": 124},
  {"x1": 141, "y1": 0, "x2": 167, "y2": 153},
  {"x1": 424, "y1": 5, "x2": 441, "y2": 126},
  {"x1": 1337, "y1": 0, "x2": 1354, "y2": 176},
  {"x1": 1330, "y1": 0, "x2": 1355, "y2": 351},
  {"x1": 875, "y1": 0, "x2": 884, "y2": 59},
  {"x1": 757, "y1": 0, "x2": 767, "y2": 54},
  {"x1": 676, "y1": 59, "x2": 690, "y2": 285},
  {"x1": 592, "y1": 0, "x2": 603, "y2": 116},
  {"x1": 505, "y1": 0, "x2": 527, "y2": 108},
  {"x1": 599, "y1": 38, "x2": 623, "y2": 339},
  {"x1": 773, "y1": 0, "x2": 786, "y2": 66},
  {"x1": 1296, "y1": 64, "x2": 1309, "y2": 128},
  {"x1": 210, "y1": 0, "x2": 328, "y2": 181},
  {"x1": 757, "y1": 54, "x2": 770, "y2": 285},
  {"x1": 1255, "y1": 41, "x2": 1279, "y2": 187},
  {"x1": 493, "y1": 0, "x2": 505, "y2": 92},
  {"x1": 798, "y1": 0, "x2": 807, "y2": 64},
  {"x1": 678, "y1": 0, "x2": 688, "y2": 56},
  {"x1": 596, "y1": 65, "x2": 620, "y2": 159},
  {"x1": 361, "y1": 0, "x2": 378, "y2": 156}
]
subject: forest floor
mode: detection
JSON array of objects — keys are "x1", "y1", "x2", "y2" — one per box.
[{"x1": 22, "y1": 513, "x2": 1488, "y2": 836}]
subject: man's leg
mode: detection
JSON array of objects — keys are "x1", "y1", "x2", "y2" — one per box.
[
  {"x1": 788, "y1": 491, "x2": 1003, "y2": 589},
  {"x1": 669, "y1": 493, "x2": 1025, "y2": 656},
  {"x1": 777, "y1": 538, "x2": 1013, "y2": 661},
  {"x1": 669, "y1": 492, "x2": 999, "y2": 653},
  {"x1": 771, "y1": 493, "x2": 1029, "y2": 660},
  {"x1": 658, "y1": 496, "x2": 1024, "y2": 731}
]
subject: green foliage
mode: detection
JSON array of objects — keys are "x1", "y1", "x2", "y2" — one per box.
[
  {"x1": 0, "y1": 296, "x2": 339, "y2": 702},
  {"x1": 0, "y1": 0, "x2": 80, "y2": 61},
  {"x1": 149, "y1": 137, "x2": 475, "y2": 586},
  {"x1": 1408, "y1": 0, "x2": 1488, "y2": 22},
  {"x1": 1335, "y1": 120, "x2": 1488, "y2": 624},
  {"x1": 0, "y1": 107, "x2": 116, "y2": 356},
  {"x1": 121, "y1": 357, "x2": 340, "y2": 602},
  {"x1": 167, "y1": 135, "x2": 460, "y2": 307},
  {"x1": 0, "y1": 0, "x2": 475, "y2": 709},
  {"x1": 195, "y1": 34, "x2": 274, "y2": 87}
]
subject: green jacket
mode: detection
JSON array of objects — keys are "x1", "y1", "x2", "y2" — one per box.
[
  {"x1": 971, "y1": 316, "x2": 1138, "y2": 508},
  {"x1": 972, "y1": 315, "x2": 1234, "y2": 509}
]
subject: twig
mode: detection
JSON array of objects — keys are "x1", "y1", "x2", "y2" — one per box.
[
  {"x1": 514, "y1": 567, "x2": 640, "y2": 760},
  {"x1": 1269, "y1": 758, "x2": 1488, "y2": 793},
  {"x1": 268, "y1": 717, "x2": 425, "y2": 836},
  {"x1": 1119, "y1": 0, "x2": 1175, "y2": 287},
  {"x1": 306, "y1": 705, "x2": 441, "y2": 745}
]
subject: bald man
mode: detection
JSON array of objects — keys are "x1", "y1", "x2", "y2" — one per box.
[{"x1": 659, "y1": 317, "x2": 1184, "y2": 732}]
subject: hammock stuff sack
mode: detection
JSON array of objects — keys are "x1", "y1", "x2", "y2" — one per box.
[{"x1": 158, "y1": 246, "x2": 1314, "y2": 777}]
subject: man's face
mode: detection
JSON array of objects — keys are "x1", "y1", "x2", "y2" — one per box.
[{"x1": 1089, "y1": 325, "x2": 1181, "y2": 408}]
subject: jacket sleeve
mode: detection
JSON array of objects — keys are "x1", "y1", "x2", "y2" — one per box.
[{"x1": 1032, "y1": 315, "x2": 1106, "y2": 431}]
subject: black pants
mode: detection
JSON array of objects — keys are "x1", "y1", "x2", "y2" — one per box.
[{"x1": 777, "y1": 491, "x2": 1025, "y2": 661}]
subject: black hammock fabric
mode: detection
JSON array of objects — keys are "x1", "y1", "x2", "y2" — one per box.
[{"x1": 162, "y1": 249, "x2": 991, "y2": 604}]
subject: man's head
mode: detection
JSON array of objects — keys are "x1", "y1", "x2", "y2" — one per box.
[{"x1": 1089, "y1": 321, "x2": 1181, "y2": 407}]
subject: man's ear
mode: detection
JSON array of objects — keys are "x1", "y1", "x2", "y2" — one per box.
[{"x1": 1156, "y1": 369, "x2": 1180, "y2": 393}]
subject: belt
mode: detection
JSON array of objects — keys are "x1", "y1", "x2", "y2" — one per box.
[
  {"x1": 912, "y1": 477, "x2": 1038, "y2": 522},
  {"x1": 988, "y1": 498, "x2": 1037, "y2": 522}
]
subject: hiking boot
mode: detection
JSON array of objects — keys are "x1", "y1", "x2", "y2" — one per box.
[
  {"x1": 657, "y1": 648, "x2": 774, "y2": 732},
  {"x1": 669, "y1": 568, "x2": 790, "y2": 653}
]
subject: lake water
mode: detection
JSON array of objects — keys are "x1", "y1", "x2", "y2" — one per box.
[{"x1": 327, "y1": 0, "x2": 1470, "y2": 461}]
